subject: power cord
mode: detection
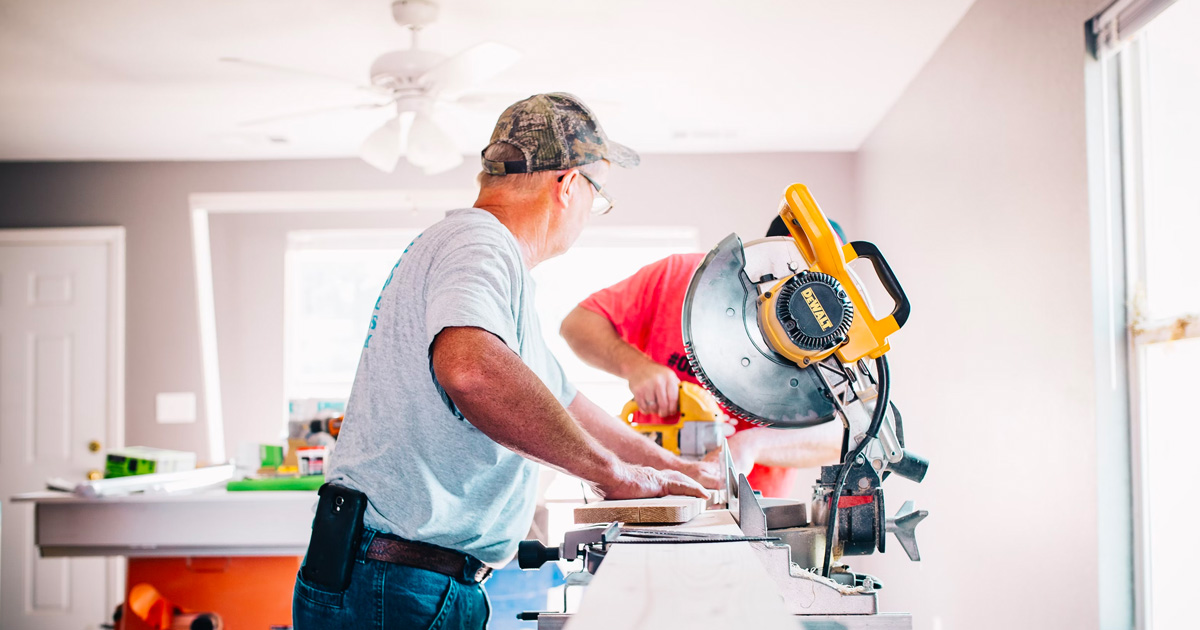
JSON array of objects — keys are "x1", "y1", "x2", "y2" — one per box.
[{"x1": 821, "y1": 355, "x2": 889, "y2": 578}]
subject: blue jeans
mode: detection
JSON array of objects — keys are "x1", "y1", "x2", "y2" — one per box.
[{"x1": 293, "y1": 529, "x2": 491, "y2": 630}]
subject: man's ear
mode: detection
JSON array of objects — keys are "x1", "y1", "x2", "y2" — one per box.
[{"x1": 556, "y1": 170, "x2": 576, "y2": 208}]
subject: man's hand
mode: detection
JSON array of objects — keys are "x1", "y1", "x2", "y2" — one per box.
[
  {"x1": 561, "y1": 306, "x2": 681, "y2": 418},
  {"x1": 628, "y1": 362, "x2": 680, "y2": 418},
  {"x1": 675, "y1": 458, "x2": 724, "y2": 489},
  {"x1": 592, "y1": 463, "x2": 709, "y2": 501},
  {"x1": 704, "y1": 423, "x2": 843, "y2": 473},
  {"x1": 569, "y1": 393, "x2": 722, "y2": 490}
]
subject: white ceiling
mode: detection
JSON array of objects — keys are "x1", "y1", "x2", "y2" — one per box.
[{"x1": 0, "y1": 0, "x2": 975, "y2": 162}]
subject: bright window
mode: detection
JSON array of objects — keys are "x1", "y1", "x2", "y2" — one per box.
[
  {"x1": 284, "y1": 230, "x2": 416, "y2": 401},
  {"x1": 1130, "y1": 7, "x2": 1200, "y2": 628},
  {"x1": 283, "y1": 225, "x2": 699, "y2": 414},
  {"x1": 1095, "y1": 2, "x2": 1200, "y2": 628},
  {"x1": 531, "y1": 227, "x2": 700, "y2": 413}
]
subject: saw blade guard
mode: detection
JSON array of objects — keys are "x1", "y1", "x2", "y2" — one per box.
[{"x1": 682, "y1": 233, "x2": 837, "y2": 428}]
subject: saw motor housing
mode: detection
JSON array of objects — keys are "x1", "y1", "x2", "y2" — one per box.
[{"x1": 757, "y1": 184, "x2": 910, "y2": 366}]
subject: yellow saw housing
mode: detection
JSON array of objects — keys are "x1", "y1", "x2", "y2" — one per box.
[
  {"x1": 620, "y1": 382, "x2": 730, "y2": 459},
  {"x1": 758, "y1": 184, "x2": 910, "y2": 365}
]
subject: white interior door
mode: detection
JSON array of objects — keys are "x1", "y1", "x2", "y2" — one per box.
[{"x1": 0, "y1": 228, "x2": 124, "y2": 630}]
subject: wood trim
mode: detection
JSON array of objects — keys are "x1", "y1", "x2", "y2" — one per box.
[
  {"x1": 1131, "y1": 314, "x2": 1200, "y2": 345},
  {"x1": 189, "y1": 189, "x2": 474, "y2": 215},
  {"x1": 190, "y1": 209, "x2": 225, "y2": 464},
  {"x1": 0, "y1": 226, "x2": 127, "y2": 244}
]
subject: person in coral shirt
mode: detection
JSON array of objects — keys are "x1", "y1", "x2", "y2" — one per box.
[{"x1": 560, "y1": 217, "x2": 846, "y2": 497}]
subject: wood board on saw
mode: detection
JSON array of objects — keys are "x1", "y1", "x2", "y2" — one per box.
[{"x1": 573, "y1": 496, "x2": 706, "y2": 525}]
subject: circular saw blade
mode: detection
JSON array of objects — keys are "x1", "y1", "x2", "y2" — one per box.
[{"x1": 683, "y1": 234, "x2": 837, "y2": 428}]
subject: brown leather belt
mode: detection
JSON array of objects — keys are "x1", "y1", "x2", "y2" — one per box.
[{"x1": 365, "y1": 536, "x2": 492, "y2": 584}]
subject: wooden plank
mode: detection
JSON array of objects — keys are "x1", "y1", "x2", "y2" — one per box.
[
  {"x1": 573, "y1": 496, "x2": 706, "y2": 525},
  {"x1": 564, "y1": 510, "x2": 794, "y2": 630}
]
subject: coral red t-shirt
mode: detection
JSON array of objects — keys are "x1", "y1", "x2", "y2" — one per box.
[{"x1": 577, "y1": 253, "x2": 797, "y2": 498}]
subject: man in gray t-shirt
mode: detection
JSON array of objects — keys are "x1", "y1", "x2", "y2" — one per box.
[{"x1": 293, "y1": 93, "x2": 720, "y2": 630}]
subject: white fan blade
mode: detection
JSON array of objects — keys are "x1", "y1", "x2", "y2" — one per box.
[
  {"x1": 407, "y1": 112, "x2": 463, "y2": 175},
  {"x1": 420, "y1": 42, "x2": 520, "y2": 99},
  {"x1": 359, "y1": 117, "x2": 403, "y2": 173},
  {"x1": 220, "y1": 57, "x2": 375, "y2": 90},
  {"x1": 447, "y1": 92, "x2": 622, "y2": 118},
  {"x1": 237, "y1": 102, "x2": 391, "y2": 127},
  {"x1": 446, "y1": 92, "x2": 532, "y2": 112}
]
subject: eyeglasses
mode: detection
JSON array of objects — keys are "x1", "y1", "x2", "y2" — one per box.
[{"x1": 559, "y1": 170, "x2": 614, "y2": 216}]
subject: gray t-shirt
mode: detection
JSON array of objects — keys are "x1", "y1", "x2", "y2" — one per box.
[{"x1": 327, "y1": 208, "x2": 577, "y2": 564}]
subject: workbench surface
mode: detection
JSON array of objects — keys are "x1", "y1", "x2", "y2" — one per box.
[{"x1": 12, "y1": 489, "x2": 317, "y2": 557}]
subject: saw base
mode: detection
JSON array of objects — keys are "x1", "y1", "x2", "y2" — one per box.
[{"x1": 526, "y1": 611, "x2": 913, "y2": 629}]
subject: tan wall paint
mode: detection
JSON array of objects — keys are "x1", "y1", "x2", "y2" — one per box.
[
  {"x1": 0, "y1": 153, "x2": 855, "y2": 458},
  {"x1": 849, "y1": 0, "x2": 1108, "y2": 628}
]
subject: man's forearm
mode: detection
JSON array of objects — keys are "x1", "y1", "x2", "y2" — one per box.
[
  {"x1": 431, "y1": 327, "x2": 622, "y2": 484},
  {"x1": 733, "y1": 422, "x2": 843, "y2": 469},
  {"x1": 560, "y1": 306, "x2": 655, "y2": 378},
  {"x1": 568, "y1": 393, "x2": 679, "y2": 470}
]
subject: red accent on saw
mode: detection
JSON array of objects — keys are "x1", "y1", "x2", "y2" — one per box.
[{"x1": 831, "y1": 495, "x2": 874, "y2": 508}]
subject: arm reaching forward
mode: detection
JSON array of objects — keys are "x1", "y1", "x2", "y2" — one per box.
[
  {"x1": 431, "y1": 326, "x2": 708, "y2": 500},
  {"x1": 560, "y1": 305, "x2": 680, "y2": 417},
  {"x1": 705, "y1": 420, "x2": 843, "y2": 476},
  {"x1": 567, "y1": 392, "x2": 722, "y2": 489}
]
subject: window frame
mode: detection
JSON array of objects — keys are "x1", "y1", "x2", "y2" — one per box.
[{"x1": 1087, "y1": 10, "x2": 1200, "y2": 628}]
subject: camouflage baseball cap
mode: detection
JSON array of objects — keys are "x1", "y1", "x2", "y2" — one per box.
[{"x1": 482, "y1": 92, "x2": 640, "y2": 175}]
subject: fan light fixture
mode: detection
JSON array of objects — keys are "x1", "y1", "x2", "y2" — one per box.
[{"x1": 222, "y1": 0, "x2": 520, "y2": 175}]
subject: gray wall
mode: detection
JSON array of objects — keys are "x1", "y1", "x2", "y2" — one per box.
[
  {"x1": 0, "y1": 153, "x2": 855, "y2": 459},
  {"x1": 850, "y1": 0, "x2": 1109, "y2": 628}
]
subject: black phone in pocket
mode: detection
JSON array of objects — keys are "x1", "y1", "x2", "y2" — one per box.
[{"x1": 300, "y1": 483, "x2": 368, "y2": 591}]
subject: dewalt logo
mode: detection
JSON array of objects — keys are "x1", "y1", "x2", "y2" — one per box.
[{"x1": 801, "y1": 287, "x2": 833, "y2": 331}]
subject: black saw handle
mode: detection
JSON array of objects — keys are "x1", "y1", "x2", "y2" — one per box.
[{"x1": 847, "y1": 240, "x2": 911, "y2": 328}]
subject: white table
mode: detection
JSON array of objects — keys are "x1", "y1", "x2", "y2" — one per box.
[{"x1": 12, "y1": 489, "x2": 317, "y2": 557}]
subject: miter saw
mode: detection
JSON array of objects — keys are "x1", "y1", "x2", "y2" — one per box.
[
  {"x1": 518, "y1": 184, "x2": 928, "y2": 629},
  {"x1": 684, "y1": 183, "x2": 929, "y2": 622}
]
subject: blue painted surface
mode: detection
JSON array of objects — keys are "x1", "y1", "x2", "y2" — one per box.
[{"x1": 486, "y1": 561, "x2": 566, "y2": 629}]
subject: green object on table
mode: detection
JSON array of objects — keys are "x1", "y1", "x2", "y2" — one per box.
[
  {"x1": 105, "y1": 455, "x2": 156, "y2": 478},
  {"x1": 226, "y1": 476, "x2": 324, "y2": 492},
  {"x1": 259, "y1": 444, "x2": 284, "y2": 467},
  {"x1": 104, "y1": 446, "x2": 196, "y2": 478}
]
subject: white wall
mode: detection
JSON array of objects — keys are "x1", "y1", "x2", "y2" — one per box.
[{"x1": 849, "y1": 0, "x2": 1108, "y2": 628}]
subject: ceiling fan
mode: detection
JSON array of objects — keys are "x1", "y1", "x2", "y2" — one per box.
[{"x1": 222, "y1": 0, "x2": 520, "y2": 174}]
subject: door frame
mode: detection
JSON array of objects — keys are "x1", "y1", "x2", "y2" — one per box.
[{"x1": 0, "y1": 226, "x2": 127, "y2": 618}]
